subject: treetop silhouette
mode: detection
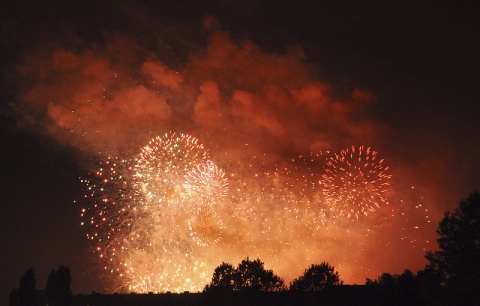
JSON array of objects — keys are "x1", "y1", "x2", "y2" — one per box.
[
  {"x1": 205, "y1": 257, "x2": 286, "y2": 292},
  {"x1": 290, "y1": 262, "x2": 342, "y2": 291},
  {"x1": 425, "y1": 191, "x2": 480, "y2": 298},
  {"x1": 10, "y1": 268, "x2": 36, "y2": 306},
  {"x1": 45, "y1": 265, "x2": 73, "y2": 306}
]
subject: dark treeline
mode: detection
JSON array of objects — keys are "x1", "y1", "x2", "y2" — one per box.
[
  {"x1": 10, "y1": 266, "x2": 72, "y2": 306},
  {"x1": 10, "y1": 192, "x2": 480, "y2": 306}
]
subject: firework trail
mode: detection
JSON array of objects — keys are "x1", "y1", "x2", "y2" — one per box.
[{"x1": 321, "y1": 145, "x2": 392, "y2": 220}]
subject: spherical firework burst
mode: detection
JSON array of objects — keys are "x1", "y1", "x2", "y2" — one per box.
[
  {"x1": 321, "y1": 145, "x2": 392, "y2": 219},
  {"x1": 134, "y1": 132, "x2": 209, "y2": 210},
  {"x1": 80, "y1": 136, "x2": 415, "y2": 293},
  {"x1": 184, "y1": 160, "x2": 229, "y2": 206},
  {"x1": 81, "y1": 133, "x2": 232, "y2": 293},
  {"x1": 188, "y1": 205, "x2": 224, "y2": 247}
]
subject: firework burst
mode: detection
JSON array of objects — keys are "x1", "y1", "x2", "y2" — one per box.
[
  {"x1": 184, "y1": 160, "x2": 229, "y2": 206},
  {"x1": 321, "y1": 145, "x2": 392, "y2": 219},
  {"x1": 80, "y1": 156, "x2": 141, "y2": 267},
  {"x1": 80, "y1": 138, "x2": 416, "y2": 292},
  {"x1": 81, "y1": 133, "x2": 231, "y2": 293},
  {"x1": 188, "y1": 205, "x2": 224, "y2": 247},
  {"x1": 134, "y1": 132, "x2": 209, "y2": 210}
]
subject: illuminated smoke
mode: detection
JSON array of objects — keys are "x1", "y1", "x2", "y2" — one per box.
[
  {"x1": 81, "y1": 133, "x2": 231, "y2": 292},
  {"x1": 13, "y1": 19, "x2": 438, "y2": 291},
  {"x1": 79, "y1": 137, "x2": 437, "y2": 292}
]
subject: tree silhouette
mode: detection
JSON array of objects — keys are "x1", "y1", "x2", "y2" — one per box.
[
  {"x1": 396, "y1": 269, "x2": 417, "y2": 296},
  {"x1": 205, "y1": 258, "x2": 286, "y2": 292},
  {"x1": 205, "y1": 262, "x2": 236, "y2": 292},
  {"x1": 9, "y1": 289, "x2": 19, "y2": 306},
  {"x1": 19, "y1": 268, "x2": 36, "y2": 306},
  {"x1": 366, "y1": 270, "x2": 419, "y2": 295},
  {"x1": 9, "y1": 268, "x2": 36, "y2": 306},
  {"x1": 425, "y1": 191, "x2": 480, "y2": 299},
  {"x1": 289, "y1": 262, "x2": 342, "y2": 291},
  {"x1": 235, "y1": 258, "x2": 286, "y2": 292},
  {"x1": 365, "y1": 270, "x2": 423, "y2": 304},
  {"x1": 45, "y1": 266, "x2": 73, "y2": 306},
  {"x1": 366, "y1": 272, "x2": 396, "y2": 291}
]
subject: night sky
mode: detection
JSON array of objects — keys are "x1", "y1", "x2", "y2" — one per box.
[{"x1": 1, "y1": 0, "x2": 479, "y2": 304}]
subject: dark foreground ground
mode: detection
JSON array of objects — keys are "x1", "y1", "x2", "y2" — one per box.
[
  {"x1": 57, "y1": 285, "x2": 473, "y2": 306},
  {"x1": 22, "y1": 285, "x2": 475, "y2": 306},
  {"x1": 72, "y1": 290, "x2": 392, "y2": 306}
]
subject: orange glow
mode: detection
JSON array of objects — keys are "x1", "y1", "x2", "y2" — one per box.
[{"x1": 15, "y1": 21, "x2": 440, "y2": 293}]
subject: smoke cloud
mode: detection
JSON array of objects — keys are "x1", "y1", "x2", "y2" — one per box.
[
  {"x1": 15, "y1": 23, "x2": 380, "y2": 159},
  {"x1": 10, "y1": 18, "x2": 438, "y2": 287}
]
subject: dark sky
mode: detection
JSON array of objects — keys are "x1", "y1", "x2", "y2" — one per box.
[{"x1": 1, "y1": 0, "x2": 479, "y2": 303}]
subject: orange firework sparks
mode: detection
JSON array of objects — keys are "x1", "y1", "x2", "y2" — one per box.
[{"x1": 321, "y1": 146, "x2": 392, "y2": 220}]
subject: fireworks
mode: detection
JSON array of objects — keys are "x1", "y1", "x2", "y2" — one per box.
[
  {"x1": 135, "y1": 132, "x2": 209, "y2": 210},
  {"x1": 321, "y1": 145, "x2": 392, "y2": 219},
  {"x1": 188, "y1": 205, "x2": 224, "y2": 247},
  {"x1": 81, "y1": 133, "x2": 229, "y2": 293},
  {"x1": 80, "y1": 156, "x2": 139, "y2": 262},
  {"x1": 80, "y1": 138, "x2": 428, "y2": 292},
  {"x1": 184, "y1": 160, "x2": 229, "y2": 206}
]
